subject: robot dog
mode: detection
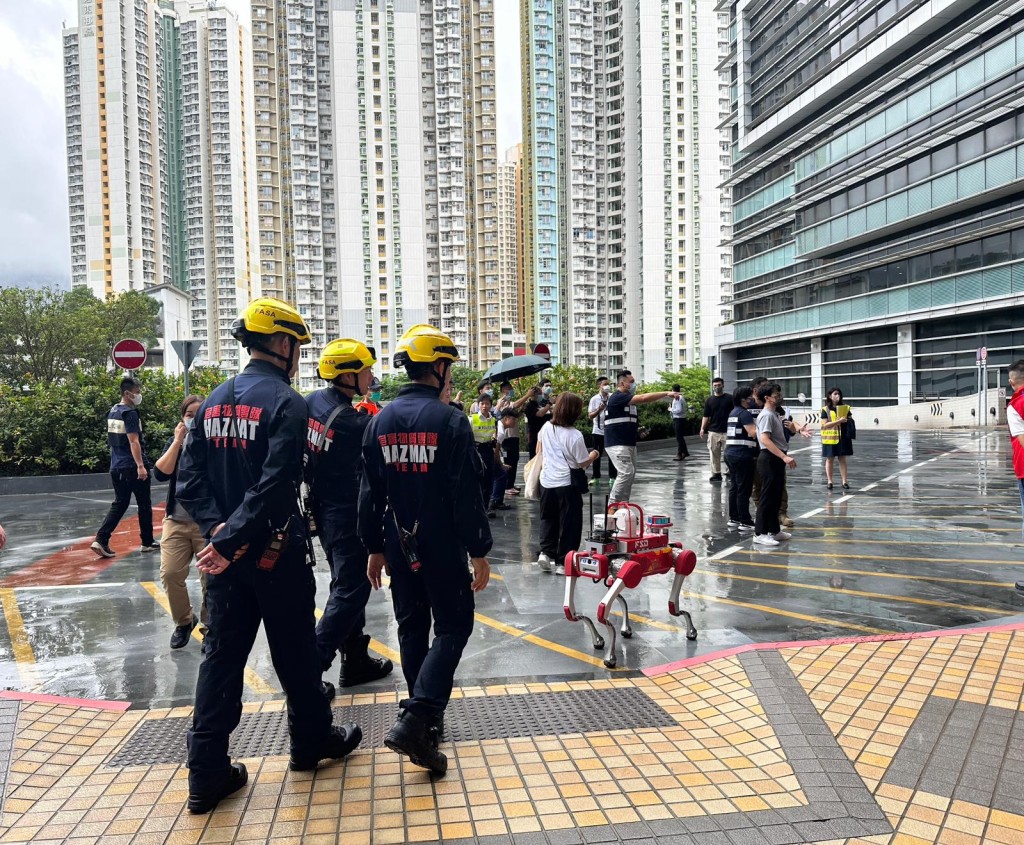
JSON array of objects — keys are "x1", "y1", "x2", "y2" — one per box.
[{"x1": 564, "y1": 498, "x2": 698, "y2": 668}]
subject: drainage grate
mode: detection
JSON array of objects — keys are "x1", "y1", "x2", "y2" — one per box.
[{"x1": 106, "y1": 687, "x2": 675, "y2": 768}]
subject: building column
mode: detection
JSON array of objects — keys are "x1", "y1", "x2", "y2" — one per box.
[
  {"x1": 897, "y1": 323, "x2": 913, "y2": 405},
  {"x1": 810, "y1": 336, "x2": 823, "y2": 409}
]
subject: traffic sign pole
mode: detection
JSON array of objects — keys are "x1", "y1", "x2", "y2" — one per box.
[{"x1": 171, "y1": 340, "x2": 203, "y2": 397}]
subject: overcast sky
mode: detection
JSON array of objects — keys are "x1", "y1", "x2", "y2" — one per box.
[{"x1": 0, "y1": 1, "x2": 522, "y2": 287}]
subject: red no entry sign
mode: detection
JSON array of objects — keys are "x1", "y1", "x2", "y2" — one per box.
[{"x1": 111, "y1": 339, "x2": 148, "y2": 371}]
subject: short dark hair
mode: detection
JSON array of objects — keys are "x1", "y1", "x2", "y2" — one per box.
[
  {"x1": 477, "y1": 393, "x2": 493, "y2": 405},
  {"x1": 181, "y1": 394, "x2": 204, "y2": 417},
  {"x1": 1010, "y1": 360, "x2": 1024, "y2": 381},
  {"x1": 406, "y1": 361, "x2": 439, "y2": 382},
  {"x1": 712, "y1": 377, "x2": 724, "y2": 385},
  {"x1": 551, "y1": 392, "x2": 584, "y2": 427},
  {"x1": 749, "y1": 376, "x2": 768, "y2": 389},
  {"x1": 499, "y1": 381, "x2": 512, "y2": 390},
  {"x1": 616, "y1": 370, "x2": 632, "y2": 383},
  {"x1": 539, "y1": 378, "x2": 551, "y2": 387},
  {"x1": 120, "y1": 377, "x2": 142, "y2": 395},
  {"x1": 732, "y1": 386, "x2": 753, "y2": 406},
  {"x1": 672, "y1": 384, "x2": 681, "y2": 392},
  {"x1": 597, "y1": 376, "x2": 609, "y2": 386},
  {"x1": 499, "y1": 407, "x2": 518, "y2": 419},
  {"x1": 757, "y1": 382, "x2": 781, "y2": 403}
]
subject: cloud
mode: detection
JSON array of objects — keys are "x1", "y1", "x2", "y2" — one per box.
[
  {"x1": 494, "y1": 1, "x2": 522, "y2": 155},
  {"x1": 0, "y1": 1, "x2": 76, "y2": 284}
]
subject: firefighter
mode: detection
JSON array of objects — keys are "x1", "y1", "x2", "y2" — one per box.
[
  {"x1": 306, "y1": 339, "x2": 394, "y2": 687},
  {"x1": 358, "y1": 323, "x2": 492, "y2": 777},
  {"x1": 177, "y1": 298, "x2": 361, "y2": 815}
]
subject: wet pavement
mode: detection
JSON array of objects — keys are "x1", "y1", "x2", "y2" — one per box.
[{"x1": 0, "y1": 429, "x2": 1022, "y2": 710}]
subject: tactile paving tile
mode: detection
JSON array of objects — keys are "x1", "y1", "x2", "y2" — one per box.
[
  {"x1": 0, "y1": 699, "x2": 18, "y2": 800},
  {"x1": 105, "y1": 686, "x2": 675, "y2": 767}
]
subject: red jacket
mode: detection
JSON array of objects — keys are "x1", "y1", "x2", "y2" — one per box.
[{"x1": 1010, "y1": 387, "x2": 1024, "y2": 479}]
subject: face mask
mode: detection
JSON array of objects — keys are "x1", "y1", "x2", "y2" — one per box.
[
  {"x1": 713, "y1": 385, "x2": 723, "y2": 395},
  {"x1": 131, "y1": 393, "x2": 142, "y2": 406},
  {"x1": 370, "y1": 392, "x2": 381, "y2": 402},
  {"x1": 627, "y1": 384, "x2": 637, "y2": 396},
  {"x1": 483, "y1": 390, "x2": 493, "y2": 398},
  {"x1": 600, "y1": 385, "x2": 609, "y2": 394},
  {"x1": 184, "y1": 417, "x2": 195, "y2": 430},
  {"x1": 543, "y1": 386, "x2": 552, "y2": 396}
]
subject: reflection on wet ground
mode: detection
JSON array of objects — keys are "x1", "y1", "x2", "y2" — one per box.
[{"x1": 0, "y1": 429, "x2": 1021, "y2": 709}]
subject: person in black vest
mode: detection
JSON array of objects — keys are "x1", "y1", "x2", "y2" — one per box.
[
  {"x1": 91, "y1": 376, "x2": 159, "y2": 558},
  {"x1": 177, "y1": 298, "x2": 361, "y2": 815},
  {"x1": 724, "y1": 386, "x2": 758, "y2": 533},
  {"x1": 305, "y1": 339, "x2": 393, "y2": 688},
  {"x1": 359, "y1": 323, "x2": 492, "y2": 777}
]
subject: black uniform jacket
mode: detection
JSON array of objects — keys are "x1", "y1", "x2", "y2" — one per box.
[
  {"x1": 357, "y1": 383, "x2": 493, "y2": 564},
  {"x1": 305, "y1": 386, "x2": 370, "y2": 534},
  {"x1": 177, "y1": 359, "x2": 306, "y2": 563}
]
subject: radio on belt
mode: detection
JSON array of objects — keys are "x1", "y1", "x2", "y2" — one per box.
[{"x1": 563, "y1": 495, "x2": 698, "y2": 668}]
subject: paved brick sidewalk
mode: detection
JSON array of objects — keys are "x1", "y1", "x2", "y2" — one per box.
[{"x1": 2, "y1": 624, "x2": 1023, "y2": 844}]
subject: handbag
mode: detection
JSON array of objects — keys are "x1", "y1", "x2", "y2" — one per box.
[
  {"x1": 523, "y1": 453, "x2": 543, "y2": 500},
  {"x1": 552, "y1": 431, "x2": 590, "y2": 494},
  {"x1": 846, "y1": 413, "x2": 857, "y2": 440}
]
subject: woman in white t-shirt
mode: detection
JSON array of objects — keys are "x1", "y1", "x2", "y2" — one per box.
[{"x1": 535, "y1": 393, "x2": 599, "y2": 572}]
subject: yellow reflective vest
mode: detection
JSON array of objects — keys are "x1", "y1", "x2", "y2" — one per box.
[
  {"x1": 821, "y1": 404, "x2": 850, "y2": 446},
  {"x1": 470, "y1": 412, "x2": 496, "y2": 445}
]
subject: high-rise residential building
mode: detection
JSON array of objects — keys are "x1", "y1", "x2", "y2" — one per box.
[
  {"x1": 64, "y1": 0, "x2": 171, "y2": 297},
  {"x1": 521, "y1": 0, "x2": 732, "y2": 381},
  {"x1": 717, "y1": 0, "x2": 1024, "y2": 406},
  {"x1": 249, "y1": 0, "x2": 498, "y2": 390},
  {"x1": 497, "y1": 144, "x2": 522, "y2": 332},
  {"x1": 64, "y1": 0, "x2": 260, "y2": 374},
  {"x1": 176, "y1": 1, "x2": 261, "y2": 374}
]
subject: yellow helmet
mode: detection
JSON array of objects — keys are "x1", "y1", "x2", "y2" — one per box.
[
  {"x1": 230, "y1": 297, "x2": 312, "y2": 345},
  {"x1": 393, "y1": 324, "x2": 459, "y2": 368},
  {"x1": 318, "y1": 339, "x2": 377, "y2": 381}
]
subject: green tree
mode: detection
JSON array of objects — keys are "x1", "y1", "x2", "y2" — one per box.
[
  {"x1": 0, "y1": 286, "x2": 160, "y2": 385},
  {"x1": 0, "y1": 365, "x2": 223, "y2": 476}
]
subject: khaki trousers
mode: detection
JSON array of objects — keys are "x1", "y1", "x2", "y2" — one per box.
[
  {"x1": 159, "y1": 517, "x2": 208, "y2": 628},
  {"x1": 707, "y1": 431, "x2": 727, "y2": 475}
]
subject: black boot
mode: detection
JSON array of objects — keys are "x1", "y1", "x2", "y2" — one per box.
[
  {"x1": 339, "y1": 634, "x2": 394, "y2": 687},
  {"x1": 384, "y1": 709, "x2": 447, "y2": 776},
  {"x1": 187, "y1": 763, "x2": 248, "y2": 814},
  {"x1": 289, "y1": 722, "x2": 363, "y2": 771}
]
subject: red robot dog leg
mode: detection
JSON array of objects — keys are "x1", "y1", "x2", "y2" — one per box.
[
  {"x1": 595, "y1": 559, "x2": 644, "y2": 668},
  {"x1": 668, "y1": 549, "x2": 699, "y2": 641},
  {"x1": 563, "y1": 554, "x2": 605, "y2": 651}
]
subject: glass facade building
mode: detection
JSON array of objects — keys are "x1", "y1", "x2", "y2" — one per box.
[{"x1": 717, "y1": 0, "x2": 1024, "y2": 406}]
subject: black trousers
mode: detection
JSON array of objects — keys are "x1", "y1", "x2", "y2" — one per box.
[
  {"x1": 725, "y1": 451, "x2": 755, "y2": 525},
  {"x1": 96, "y1": 469, "x2": 154, "y2": 545},
  {"x1": 539, "y1": 484, "x2": 584, "y2": 565},
  {"x1": 315, "y1": 522, "x2": 371, "y2": 671},
  {"x1": 672, "y1": 419, "x2": 690, "y2": 457},
  {"x1": 476, "y1": 443, "x2": 495, "y2": 507},
  {"x1": 503, "y1": 438, "x2": 521, "y2": 488},
  {"x1": 589, "y1": 433, "x2": 617, "y2": 480},
  {"x1": 755, "y1": 451, "x2": 785, "y2": 536},
  {"x1": 389, "y1": 549, "x2": 474, "y2": 723},
  {"x1": 187, "y1": 545, "x2": 332, "y2": 792}
]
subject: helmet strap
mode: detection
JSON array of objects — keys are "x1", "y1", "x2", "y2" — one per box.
[
  {"x1": 249, "y1": 337, "x2": 294, "y2": 370},
  {"x1": 433, "y1": 360, "x2": 451, "y2": 391},
  {"x1": 333, "y1": 374, "x2": 359, "y2": 396}
]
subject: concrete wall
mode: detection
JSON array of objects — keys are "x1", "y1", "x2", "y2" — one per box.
[{"x1": 791, "y1": 389, "x2": 1007, "y2": 431}]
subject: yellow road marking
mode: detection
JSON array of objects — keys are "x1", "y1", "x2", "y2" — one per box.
[
  {"x1": 472, "y1": 611, "x2": 628, "y2": 672},
  {"x1": 711, "y1": 558, "x2": 1015, "y2": 588},
  {"x1": 682, "y1": 589, "x2": 887, "y2": 635},
  {"x1": 701, "y1": 572, "x2": 1007, "y2": 615},
  {"x1": 140, "y1": 581, "x2": 277, "y2": 695},
  {"x1": 791, "y1": 537, "x2": 1020, "y2": 548},
  {"x1": 731, "y1": 549, "x2": 1021, "y2": 567},
  {"x1": 0, "y1": 588, "x2": 41, "y2": 689},
  {"x1": 312, "y1": 608, "x2": 402, "y2": 665}
]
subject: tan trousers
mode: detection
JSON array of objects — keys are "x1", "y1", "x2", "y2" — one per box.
[
  {"x1": 159, "y1": 518, "x2": 208, "y2": 628},
  {"x1": 707, "y1": 431, "x2": 727, "y2": 475}
]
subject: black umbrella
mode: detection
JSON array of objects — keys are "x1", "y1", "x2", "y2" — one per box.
[{"x1": 479, "y1": 354, "x2": 551, "y2": 388}]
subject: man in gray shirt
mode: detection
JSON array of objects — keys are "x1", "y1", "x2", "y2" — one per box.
[{"x1": 754, "y1": 383, "x2": 797, "y2": 547}]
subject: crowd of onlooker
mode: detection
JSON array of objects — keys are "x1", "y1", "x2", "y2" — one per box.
[{"x1": 446, "y1": 371, "x2": 859, "y2": 567}]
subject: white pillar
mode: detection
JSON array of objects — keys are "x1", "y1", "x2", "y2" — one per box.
[{"x1": 810, "y1": 336, "x2": 823, "y2": 409}]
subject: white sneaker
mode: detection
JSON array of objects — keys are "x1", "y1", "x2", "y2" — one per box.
[
  {"x1": 753, "y1": 534, "x2": 780, "y2": 547},
  {"x1": 537, "y1": 553, "x2": 554, "y2": 572},
  {"x1": 727, "y1": 520, "x2": 740, "y2": 528},
  {"x1": 774, "y1": 531, "x2": 792, "y2": 541}
]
